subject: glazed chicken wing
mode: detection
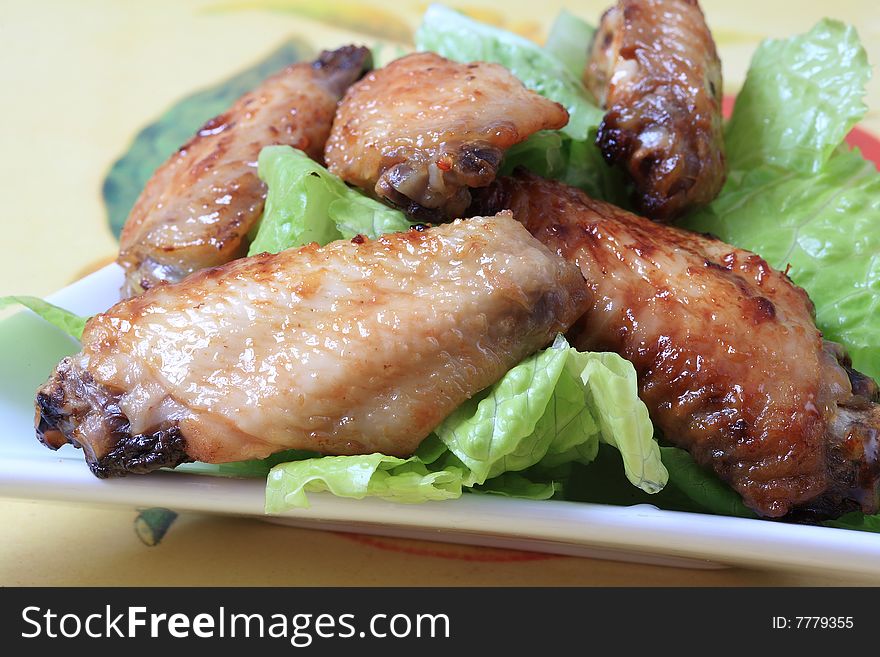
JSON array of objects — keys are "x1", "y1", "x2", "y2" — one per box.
[
  {"x1": 117, "y1": 46, "x2": 372, "y2": 298},
  {"x1": 324, "y1": 52, "x2": 569, "y2": 221},
  {"x1": 473, "y1": 172, "x2": 880, "y2": 519},
  {"x1": 585, "y1": 0, "x2": 726, "y2": 221},
  {"x1": 36, "y1": 213, "x2": 589, "y2": 477}
]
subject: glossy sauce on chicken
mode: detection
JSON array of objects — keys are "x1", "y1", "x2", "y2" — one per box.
[
  {"x1": 37, "y1": 214, "x2": 589, "y2": 476},
  {"x1": 117, "y1": 46, "x2": 372, "y2": 297},
  {"x1": 473, "y1": 172, "x2": 880, "y2": 519},
  {"x1": 585, "y1": 0, "x2": 726, "y2": 221},
  {"x1": 324, "y1": 52, "x2": 569, "y2": 221}
]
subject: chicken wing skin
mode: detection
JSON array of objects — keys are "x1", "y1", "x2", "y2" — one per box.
[
  {"x1": 324, "y1": 52, "x2": 569, "y2": 221},
  {"x1": 36, "y1": 213, "x2": 589, "y2": 477},
  {"x1": 585, "y1": 0, "x2": 725, "y2": 221},
  {"x1": 117, "y1": 46, "x2": 372, "y2": 298},
  {"x1": 472, "y1": 172, "x2": 880, "y2": 519}
]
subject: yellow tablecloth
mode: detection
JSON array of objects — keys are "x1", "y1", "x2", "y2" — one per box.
[{"x1": 2, "y1": 0, "x2": 878, "y2": 586}]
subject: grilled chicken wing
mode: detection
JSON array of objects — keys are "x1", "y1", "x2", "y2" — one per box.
[
  {"x1": 117, "y1": 46, "x2": 372, "y2": 298},
  {"x1": 36, "y1": 214, "x2": 589, "y2": 477},
  {"x1": 585, "y1": 0, "x2": 725, "y2": 221},
  {"x1": 473, "y1": 172, "x2": 880, "y2": 519},
  {"x1": 324, "y1": 52, "x2": 569, "y2": 221}
]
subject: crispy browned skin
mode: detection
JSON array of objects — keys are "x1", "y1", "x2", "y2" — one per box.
[
  {"x1": 37, "y1": 213, "x2": 589, "y2": 478},
  {"x1": 585, "y1": 0, "x2": 725, "y2": 221},
  {"x1": 117, "y1": 46, "x2": 372, "y2": 298},
  {"x1": 324, "y1": 52, "x2": 569, "y2": 221},
  {"x1": 473, "y1": 172, "x2": 880, "y2": 519}
]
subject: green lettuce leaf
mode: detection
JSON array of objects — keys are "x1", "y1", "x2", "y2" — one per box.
[
  {"x1": 681, "y1": 19, "x2": 879, "y2": 380},
  {"x1": 266, "y1": 454, "x2": 463, "y2": 511},
  {"x1": 248, "y1": 146, "x2": 415, "y2": 256},
  {"x1": 674, "y1": 21, "x2": 879, "y2": 530},
  {"x1": 566, "y1": 444, "x2": 757, "y2": 518},
  {"x1": 435, "y1": 336, "x2": 665, "y2": 493},
  {"x1": 682, "y1": 147, "x2": 880, "y2": 379},
  {"x1": 501, "y1": 130, "x2": 630, "y2": 207},
  {"x1": 657, "y1": 447, "x2": 756, "y2": 518},
  {"x1": 823, "y1": 511, "x2": 880, "y2": 533},
  {"x1": 414, "y1": 4, "x2": 603, "y2": 141},
  {"x1": 265, "y1": 337, "x2": 666, "y2": 511},
  {"x1": 434, "y1": 335, "x2": 595, "y2": 486},
  {"x1": 181, "y1": 449, "x2": 317, "y2": 479},
  {"x1": 0, "y1": 296, "x2": 88, "y2": 340},
  {"x1": 638, "y1": 19, "x2": 879, "y2": 527},
  {"x1": 570, "y1": 444, "x2": 880, "y2": 533},
  {"x1": 725, "y1": 19, "x2": 870, "y2": 173},
  {"x1": 471, "y1": 472, "x2": 559, "y2": 500},
  {"x1": 544, "y1": 9, "x2": 594, "y2": 81}
]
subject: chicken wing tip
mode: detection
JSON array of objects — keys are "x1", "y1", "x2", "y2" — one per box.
[
  {"x1": 313, "y1": 44, "x2": 373, "y2": 96},
  {"x1": 34, "y1": 357, "x2": 193, "y2": 478}
]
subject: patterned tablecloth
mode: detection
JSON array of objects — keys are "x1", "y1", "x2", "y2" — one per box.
[{"x1": 1, "y1": 0, "x2": 878, "y2": 586}]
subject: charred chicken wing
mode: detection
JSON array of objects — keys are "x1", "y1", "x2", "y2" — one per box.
[
  {"x1": 324, "y1": 52, "x2": 569, "y2": 221},
  {"x1": 473, "y1": 172, "x2": 879, "y2": 519},
  {"x1": 585, "y1": 0, "x2": 726, "y2": 221},
  {"x1": 117, "y1": 46, "x2": 372, "y2": 297},
  {"x1": 36, "y1": 213, "x2": 589, "y2": 477}
]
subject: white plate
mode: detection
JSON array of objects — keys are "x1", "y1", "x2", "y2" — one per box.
[{"x1": 3, "y1": 264, "x2": 880, "y2": 580}]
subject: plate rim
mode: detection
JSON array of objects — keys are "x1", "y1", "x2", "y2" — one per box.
[
  {"x1": 2, "y1": 261, "x2": 880, "y2": 581},
  {"x1": 3, "y1": 452, "x2": 880, "y2": 578}
]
